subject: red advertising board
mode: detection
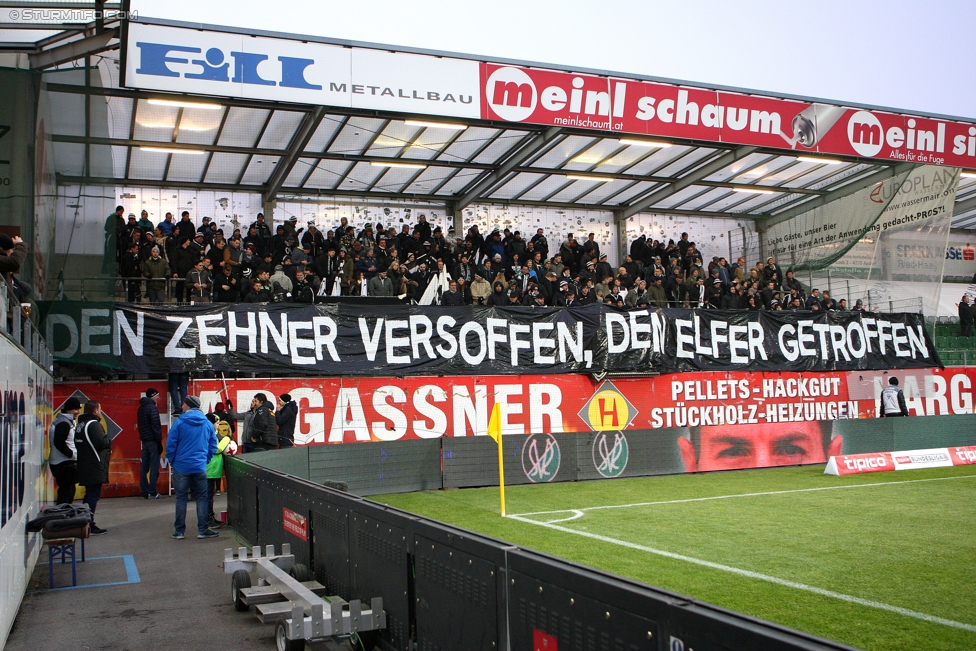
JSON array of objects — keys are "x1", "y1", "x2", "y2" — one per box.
[
  {"x1": 54, "y1": 381, "x2": 171, "y2": 498},
  {"x1": 192, "y1": 367, "x2": 976, "y2": 446},
  {"x1": 481, "y1": 63, "x2": 976, "y2": 168},
  {"x1": 283, "y1": 507, "x2": 308, "y2": 541},
  {"x1": 825, "y1": 445, "x2": 976, "y2": 475}
]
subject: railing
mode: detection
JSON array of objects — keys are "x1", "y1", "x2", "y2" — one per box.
[
  {"x1": 1, "y1": 279, "x2": 52, "y2": 371},
  {"x1": 58, "y1": 276, "x2": 202, "y2": 304}
]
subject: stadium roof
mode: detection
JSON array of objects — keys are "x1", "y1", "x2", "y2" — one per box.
[{"x1": 4, "y1": 7, "x2": 976, "y2": 228}]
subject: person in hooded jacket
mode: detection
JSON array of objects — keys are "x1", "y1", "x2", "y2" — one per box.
[
  {"x1": 75, "y1": 401, "x2": 111, "y2": 535},
  {"x1": 275, "y1": 394, "x2": 298, "y2": 448},
  {"x1": 137, "y1": 388, "x2": 163, "y2": 499},
  {"x1": 166, "y1": 396, "x2": 218, "y2": 539},
  {"x1": 487, "y1": 281, "x2": 508, "y2": 306}
]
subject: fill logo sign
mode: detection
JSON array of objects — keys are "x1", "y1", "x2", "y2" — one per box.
[
  {"x1": 579, "y1": 381, "x2": 637, "y2": 431},
  {"x1": 847, "y1": 110, "x2": 884, "y2": 157},
  {"x1": 485, "y1": 66, "x2": 537, "y2": 122}
]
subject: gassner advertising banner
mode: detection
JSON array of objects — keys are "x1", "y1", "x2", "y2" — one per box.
[
  {"x1": 124, "y1": 20, "x2": 976, "y2": 169},
  {"x1": 185, "y1": 369, "x2": 976, "y2": 486},
  {"x1": 40, "y1": 302, "x2": 939, "y2": 376}
]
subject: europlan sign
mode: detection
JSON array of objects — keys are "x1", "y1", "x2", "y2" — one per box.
[{"x1": 124, "y1": 21, "x2": 976, "y2": 168}]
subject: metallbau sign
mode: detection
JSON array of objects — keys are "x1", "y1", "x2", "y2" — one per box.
[{"x1": 123, "y1": 22, "x2": 976, "y2": 170}]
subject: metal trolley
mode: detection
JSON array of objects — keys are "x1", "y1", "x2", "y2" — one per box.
[{"x1": 224, "y1": 544, "x2": 385, "y2": 651}]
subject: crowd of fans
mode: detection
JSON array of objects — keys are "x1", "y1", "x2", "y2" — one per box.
[{"x1": 107, "y1": 206, "x2": 864, "y2": 311}]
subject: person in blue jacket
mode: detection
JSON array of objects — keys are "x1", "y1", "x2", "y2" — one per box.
[{"x1": 166, "y1": 396, "x2": 218, "y2": 540}]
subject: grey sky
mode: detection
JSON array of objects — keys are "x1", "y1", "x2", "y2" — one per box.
[{"x1": 132, "y1": 0, "x2": 976, "y2": 119}]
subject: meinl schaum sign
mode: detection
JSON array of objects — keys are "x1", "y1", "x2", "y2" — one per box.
[
  {"x1": 124, "y1": 20, "x2": 976, "y2": 169},
  {"x1": 41, "y1": 302, "x2": 940, "y2": 376}
]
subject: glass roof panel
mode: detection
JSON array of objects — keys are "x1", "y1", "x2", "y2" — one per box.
[
  {"x1": 327, "y1": 117, "x2": 387, "y2": 155},
  {"x1": 0, "y1": 29, "x2": 62, "y2": 43},
  {"x1": 89, "y1": 144, "x2": 113, "y2": 177},
  {"x1": 729, "y1": 191, "x2": 804, "y2": 214},
  {"x1": 431, "y1": 169, "x2": 484, "y2": 195},
  {"x1": 283, "y1": 158, "x2": 318, "y2": 187},
  {"x1": 302, "y1": 160, "x2": 353, "y2": 190},
  {"x1": 678, "y1": 187, "x2": 737, "y2": 211},
  {"x1": 528, "y1": 135, "x2": 597, "y2": 169},
  {"x1": 166, "y1": 151, "x2": 209, "y2": 183},
  {"x1": 548, "y1": 179, "x2": 613, "y2": 203},
  {"x1": 592, "y1": 144, "x2": 658, "y2": 173},
  {"x1": 364, "y1": 121, "x2": 421, "y2": 158},
  {"x1": 437, "y1": 127, "x2": 501, "y2": 163},
  {"x1": 489, "y1": 173, "x2": 547, "y2": 200},
  {"x1": 203, "y1": 153, "x2": 249, "y2": 184},
  {"x1": 402, "y1": 167, "x2": 455, "y2": 194},
  {"x1": 175, "y1": 107, "x2": 225, "y2": 145},
  {"x1": 303, "y1": 115, "x2": 345, "y2": 153},
  {"x1": 655, "y1": 149, "x2": 721, "y2": 178},
  {"x1": 518, "y1": 175, "x2": 575, "y2": 202},
  {"x1": 217, "y1": 107, "x2": 271, "y2": 147},
  {"x1": 703, "y1": 152, "x2": 775, "y2": 182},
  {"x1": 399, "y1": 126, "x2": 459, "y2": 161},
  {"x1": 601, "y1": 181, "x2": 657, "y2": 205},
  {"x1": 240, "y1": 156, "x2": 281, "y2": 185},
  {"x1": 576, "y1": 179, "x2": 643, "y2": 204},
  {"x1": 750, "y1": 158, "x2": 816, "y2": 184},
  {"x1": 111, "y1": 145, "x2": 127, "y2": 178},
  {"x1": 649, "y1": 185, "x2": 712, "y2": 209},
  {"x1": 561, "y1": 139, "x2": 627, "y2": 172},
  {"x1": 341, "y1": 161, "x2": 386, "y2": 191},
  {"x1": 624, "y1": 145, "x2": 706, "y2": 176},
  {"x1": 369, "y1": 166, "x2": 426, "y2": 193},
  {"x1": 472, "y1": 130, "x2": 531, "y2": 164},
  {"x1": 778, "y1": 163, "x2": 874, "y2": 190},
  {"x1": 256, "y1": 111, "x2": 306, "y2": 150},
  {"x1": 128, "y1": 148, "x2": 168, "y2": 180},
  {"x1": 132, "y1": 99, "x2": 180, "y2": 142}
]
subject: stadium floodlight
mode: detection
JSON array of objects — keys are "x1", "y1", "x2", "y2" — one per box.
[
  {"x1": 732, "y1": 187, "x2": 775, "y2": 194},
  {"x1": 566, "y1": 175, "x2": 614, "y2": 182},
  {"x1": 797, "y1": 156, "x2": 843, "y2": 164},
  {"x1": 139, "y1": 147, "x2": 206, "y2": 155},
  {"x1": 147, "y1": 98, "x2": 222, "y2": 110},
  {"x1": 370, "y1": 161, "x2": 427, "y2": 169},
  {"x1": 962, "y1": 171, "x2": 976, "y2": 179},
  {"x1": 619, "y1": 139, "x2": 671, "y2": 148},
  {"x1": 404, "y1": 120, "x2": 467, "y2": 130}
]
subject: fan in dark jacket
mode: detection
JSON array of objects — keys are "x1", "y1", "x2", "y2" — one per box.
[
  {"x1": 75, "y1": 401, "x2": 111, "y2": 535},
  {"x1": 137, "y1": 388, "x2": 163, "y2": 499},
  {"x1": 247, "y1": 393, "x2": 277, "y2": 451},
  {"x1": 275, "y1": 394, "x2": 298, "y2": 448}
]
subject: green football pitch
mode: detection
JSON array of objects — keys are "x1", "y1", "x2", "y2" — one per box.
[{"x1": 374, "y1": 465, "x2": 976, "y2": 651}]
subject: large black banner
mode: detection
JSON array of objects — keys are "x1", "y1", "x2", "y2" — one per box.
[{"x1": 40, "y1": 301, "x2": 940, "y2": 376}]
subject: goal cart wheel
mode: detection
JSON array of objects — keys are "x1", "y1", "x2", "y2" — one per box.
[
  {"x1": 275, "y1": 619, "x2": 306, "y2": 651},
  {"x1": 231, "y1": 569, "x2": 251, "y2": 612},
  {"x1": 289, "y1": 563, "x2": 310, "y2": 582}
]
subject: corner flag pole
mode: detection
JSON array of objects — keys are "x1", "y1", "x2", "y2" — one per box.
[{"x1": 487, "y1": 403, "x2": 506, "y2": 516}]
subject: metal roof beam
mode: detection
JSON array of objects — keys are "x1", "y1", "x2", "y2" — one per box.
[
  {"x1": 29, "y1": 28, "x2": 117, "y2": 69},
  {"x1": 951, "y1": 195, "x2": 976, "y2": 218},
  {"x1": 755, "y1": 162, "x2": 916, "y2": 229},
  {"x1": 263, "y1": 106, "x2": 326, "y2": 203},
  {"x1": 616, "y1": 145, "x2": 758, "y2": 221},
  {"x1": 453, "y1": 126, "x2": 563, "y2": 210}
]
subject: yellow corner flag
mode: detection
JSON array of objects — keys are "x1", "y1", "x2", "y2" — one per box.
[{"x1": 488, "y1": 403, "x2": 506, "y2": 516}]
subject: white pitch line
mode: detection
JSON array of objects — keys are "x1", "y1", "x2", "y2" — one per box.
[
  {"x1": 508, "y1": 515, "x2": 976, "y2": 634},
  {"x1": 511, "y1": 473, "x2": 976, "y2": 519}
]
